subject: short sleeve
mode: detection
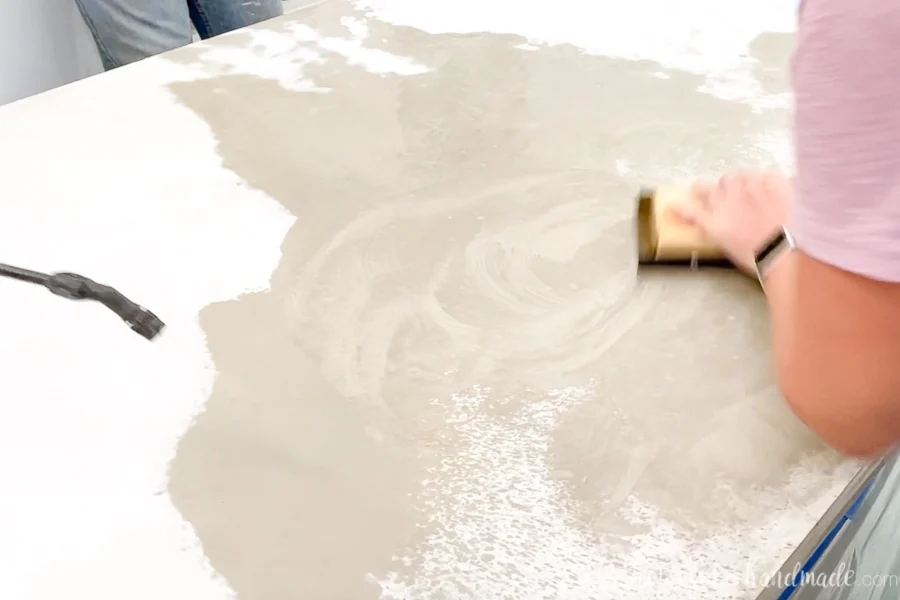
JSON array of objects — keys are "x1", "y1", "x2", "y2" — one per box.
[{"x1": 792, "y1": 0, "x2": 900, "y2": 282}]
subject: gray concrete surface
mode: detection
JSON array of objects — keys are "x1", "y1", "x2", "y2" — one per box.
[{"x1": 164, "y1": 3, "x2": 851, "y2": 599}]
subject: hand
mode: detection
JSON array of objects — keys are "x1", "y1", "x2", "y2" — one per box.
[{"x1": 672, "y1": 170, "x2": 793, "y2": 273}]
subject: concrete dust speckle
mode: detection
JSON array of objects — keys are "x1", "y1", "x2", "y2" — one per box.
[{"x1": 375, "y1": 385, "x2": 604, "y2": 600}]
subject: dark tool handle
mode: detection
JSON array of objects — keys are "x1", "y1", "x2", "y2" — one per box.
[
  {"x1": 0, "y1": 263, "x2": 165, "y2": 340},
  {"x1": 0, "y1": 263, "x2": 49, "y2": 285},
  {"x1": 46, "y1": 273, "x2": 165, "y2": 340},
  {"x1": 637, "y1": 257, "x2": 735, "y2": 268}
]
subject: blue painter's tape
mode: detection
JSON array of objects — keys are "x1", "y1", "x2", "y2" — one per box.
[{"x1": 776, "y1": 478, "x2": 876, "y2": 600}]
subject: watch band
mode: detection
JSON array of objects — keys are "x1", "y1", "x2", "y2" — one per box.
[{"x1": 754, "y1": 226, "x2": 795, "y2": 287}]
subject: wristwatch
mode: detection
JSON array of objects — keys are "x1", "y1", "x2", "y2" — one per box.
[{"x1": 754, "y1": 226, "x2": 795, "y2": 288}]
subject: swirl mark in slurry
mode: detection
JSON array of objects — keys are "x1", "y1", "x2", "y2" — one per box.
[
  {"x1": 283, "y1": 171, "x2": 640, "y2": 403},
  {"x1": 372, "y1": 384, "x2": 608, "y2": 600}
]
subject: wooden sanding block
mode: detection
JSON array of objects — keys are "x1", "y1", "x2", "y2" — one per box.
[{"x1": 636, "y1": 185, "x2": 734, "y2": 268}]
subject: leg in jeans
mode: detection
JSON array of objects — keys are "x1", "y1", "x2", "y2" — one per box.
[
  {"x1": 75, "y1": 0, "x2": 284, "y2": 71},
  {"x1": 75, "y1": 0, "x2": 193, "y2": 70},
  {"x1": 189, "y1": 0, "x2": 283, "y2": 39}
]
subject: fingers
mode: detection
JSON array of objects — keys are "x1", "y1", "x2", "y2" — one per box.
[
  {"x1": 690, "y1": 180, "x2": 715, "y2": 211},
  {"x1": 669, "y1": 201, "x2": 699, "y2": 226},
  {"x1": 716, "y1": 171, "x2": 746, "y2": 208},
  {"x1": 673, "y1": 171, "x2": 754, "y2": 230},
  {"x1": 669, "y1": 181, "x2": 714, "y2": 226}
]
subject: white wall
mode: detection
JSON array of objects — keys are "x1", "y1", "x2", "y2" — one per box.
[{"x1": 0, "y1": 0, "x2": 103, "y2": 106}]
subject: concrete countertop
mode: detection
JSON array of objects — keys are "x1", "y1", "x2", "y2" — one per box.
[{"x1": 0, "y1": 1, "x2": 855, "y2": 599}]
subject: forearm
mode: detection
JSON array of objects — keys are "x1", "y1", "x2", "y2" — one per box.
[
  {"x1": 761, "y1": 253, "x2": 804, "y2": 425},
  {"x1": 762, "y1": 252, "x2": 798, "y2": 383},
  {"x1": 763, "y1": 255, "x2": 850, "y2": 453},
  {"x1": 763, "y1": 250, "x2": 893, "y2": 458}
]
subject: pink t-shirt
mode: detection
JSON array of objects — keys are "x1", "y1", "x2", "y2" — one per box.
[{"x1": 793, "y1": 0, "x2": 900, "y2": 282}]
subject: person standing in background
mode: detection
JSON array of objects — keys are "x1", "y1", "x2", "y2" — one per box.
[{"x1": 75, "y1": 0, "x2": 284, "y2": 70}]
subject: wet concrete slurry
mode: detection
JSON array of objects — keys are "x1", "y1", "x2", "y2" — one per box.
[{"x1": 166, "y1": 4, "x2": 848, "y2": 599}]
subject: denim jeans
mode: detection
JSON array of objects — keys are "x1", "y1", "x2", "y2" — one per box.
[{"x1": 75, "y1": 0, "x2": 284, "y2": 70}]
